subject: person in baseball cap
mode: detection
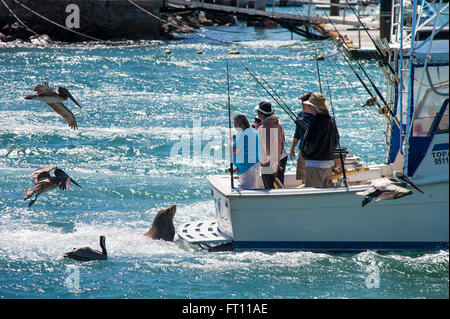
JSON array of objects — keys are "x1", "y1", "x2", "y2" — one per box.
[{"x1": 254, "y1": 101, "x2": 274, "y2": 115}]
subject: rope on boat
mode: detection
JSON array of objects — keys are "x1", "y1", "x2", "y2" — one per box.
[
  {"x1": 127, "y1": 0, "x2": 239, "y2": 45},
  {"x1": 0, "y1": 0, "x2": 40, "y2": 37},
  {"x1": 12, "y1": 0, "x2": 105, "y2": 42}
]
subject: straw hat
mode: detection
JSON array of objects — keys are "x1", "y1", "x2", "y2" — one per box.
[{"x1": 302, "y1": 92, "x2": 330, "y2": 111}]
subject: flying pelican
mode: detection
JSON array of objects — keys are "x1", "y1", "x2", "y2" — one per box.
[
  {"x1": 356, "y1": 172, "x2": 422, "y2": 207},
  {"x1": 24, "y1": 166, "x2": 82, "y2": 207},
  {"x1": 64, "y1": 236, "x2": 108, "y2": 261},
  {"x1": 24, "y1": 82, "x2": 82, "y2": 129}
]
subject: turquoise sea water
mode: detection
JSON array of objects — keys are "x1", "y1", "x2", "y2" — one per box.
[{"x1": 0, "y1": 16, "x2": 448, "y2": 299}]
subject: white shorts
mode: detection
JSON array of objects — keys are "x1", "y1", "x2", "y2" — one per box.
[{"x1": 238, "y1": 163, "x2": 261, "y2": 189}]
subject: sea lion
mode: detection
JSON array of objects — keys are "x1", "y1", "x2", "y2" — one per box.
[{"x1": 144, "y1": 204, "x2": 176, "y2": 241}]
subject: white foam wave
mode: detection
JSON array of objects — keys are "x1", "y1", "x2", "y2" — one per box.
[{"x1": 0, "y1": 223, "x2": 188, "y2": 262}]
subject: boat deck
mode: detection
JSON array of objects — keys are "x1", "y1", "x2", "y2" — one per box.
[{"x1": 209, "y1": 163, "x2": 394, "y2": 197}]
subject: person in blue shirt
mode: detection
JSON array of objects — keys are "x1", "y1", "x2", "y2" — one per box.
[
  {"x1": 232, "y1": 115, "x2": 260, "y2": 189},
  {"x1": 289, "y1": 93, "x2": 314, "y2": 181}
]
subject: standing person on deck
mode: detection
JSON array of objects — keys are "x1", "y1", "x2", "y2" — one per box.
[
  {"x1": 255, "y1": 101, "x2": 288, "y2": 189},
  {"x1": 251, "y1": 117, "x2": 261, "y2": 130},
  {"x1": 300, "y1": 93, "x2": 339, "y2": 187},
  {"x1": 289, "y1": 92, "x2": 314, "y2": 182},
  {"x1": 232, "y1": 115, "x2": 261, "y2": 189}
]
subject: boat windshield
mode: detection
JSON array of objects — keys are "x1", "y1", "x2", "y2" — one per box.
[{"x1": 412, "y1": 81, "x2": 449, "y2": 137}]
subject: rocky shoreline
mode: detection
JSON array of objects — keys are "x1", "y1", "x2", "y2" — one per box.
[{"x1": 0, "y1": 8, "x2": 237, "y2": 44}]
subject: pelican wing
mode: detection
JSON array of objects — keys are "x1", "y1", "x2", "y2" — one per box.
[
  {"x1": 378, "y1": 182, "x2": 410, "y2": 193},
  {"x1": 370, "y1": 178, "x2": 398, "y2": 188},
  {"x1": 53, "y1": 168, "x2": 82, "y2": 189},
  {"x1": 24, "y1": 178, "x2": 56, "y2": 200},
  {"x1": 374, "y1": 184, "x2": 412, "y2": 201},
  {"x1": 356, "y1": 178, "x2": 412, "y2": 202},
  {"x1": 357, "y1": 178, "x2": 399, "y2": 196},
  {"x1": 51, "y1": 175, "x2": 71, "y2": 190},
  {"x1": 33, "y1": 82, "x2": 55, "y2": 96},
  {"x1": 31, "y1": 166, "x2": 57, "y2": 183},
  {"x1": 46, "y1": 102, "x2": 78, "y2": 129},
  {"x1": 375, "y1": 190, "x2": 412, "y2": 201}
]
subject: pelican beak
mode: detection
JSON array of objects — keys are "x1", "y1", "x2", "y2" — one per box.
[
  {"x1": 70, "y1": 178, "x2": 82, "y2": 188},
  {"x1": 60, "y1": 87, "x2": 82, "y2": 108},
  {"x1": 395, "y1": 173, "x2": 424, "y2": 194},
  {"x1": 402, "y1": 176, "x2": 424, "y2": 194},
  {"x1": 24, "y1": 94, "x2": 35, "y2": 100},
  {"x1": 67, "y1": 92, "x2": 82, "y2": 109}
]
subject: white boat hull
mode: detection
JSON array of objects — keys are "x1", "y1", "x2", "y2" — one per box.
[{"x1": 210, "y1": 177, "x2": 448, "y2": 250}]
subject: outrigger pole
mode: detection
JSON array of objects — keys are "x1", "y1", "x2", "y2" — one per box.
[
  {"x1": 323, "y1": 12, "x2": 404, "y2": 135},
  {"x1": 314, "y1": 48, "x2": 323, "y2": 94},
  {"x1": 343, "y1": 0, "x2": 401, "y2": 82},
  {"x1": 324, "y1": 74, "x2": 349, "y2": 188},
  {"x1": 226, "y1": 59, "x2": 234, "y2": 190}
]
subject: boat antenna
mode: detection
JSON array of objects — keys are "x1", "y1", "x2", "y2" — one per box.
[
  {"x1": 226, "y1": 59, "x2": 234, "y2": 190},
  {"x1": 240, "y1": 62, "x2": 297, "y2": 123}
]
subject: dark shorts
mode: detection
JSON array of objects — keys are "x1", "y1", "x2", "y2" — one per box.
[
  {"x1": 262, "y1": 156, "x2": 287, "y2": 189},
  {"x1": 305, "y1": 166, "x2": 333, "y2": 187}
]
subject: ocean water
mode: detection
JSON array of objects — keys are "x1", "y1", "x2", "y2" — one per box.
[{"x1": 0, "y1": 17, "x2": 448, "y2": 299}]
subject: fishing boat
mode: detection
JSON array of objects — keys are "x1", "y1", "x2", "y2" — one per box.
[{"x1": 177, "y1": 0, "x2": 449, "y2": 251}]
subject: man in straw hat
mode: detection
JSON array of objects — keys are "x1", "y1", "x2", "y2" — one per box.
[
  {"x1": 300, "y1": 92, "x2": 339, "y2": 187},
  {"x1": 255, "y1": 101, "x2": 288, "y2": 189}
]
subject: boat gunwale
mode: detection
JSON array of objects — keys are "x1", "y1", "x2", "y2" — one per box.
[{"x1": 208, "y1": 175, "x2": 449, "y2": 198}]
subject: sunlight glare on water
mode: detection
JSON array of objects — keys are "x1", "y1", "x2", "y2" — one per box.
[{"x1": 0, "y1": 16, "x2": 448, "y2": 299}]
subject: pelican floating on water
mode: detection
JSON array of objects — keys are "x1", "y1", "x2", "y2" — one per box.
[
  {"x1": 356, "y1": 172, "x2": 422, "y2": 207},
  {"x1": 24, "y1": 166, "x2": 82, "y2": 207},
  {"x1": 24, "y1": 82, "x2": 82, "y2": 129},
  {"x1": 64, "y1": 236, "x2": 108, "y2": 261}
]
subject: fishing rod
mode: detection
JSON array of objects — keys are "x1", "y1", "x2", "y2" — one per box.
[
  {"x1": 291, "y1": 7, "x2": 378, "y2": 137},
  {"x1": 323, "y1": 12, "x2": 387, "y2": 104},
  {"x1": 240, "y1": 62, "x2": 296, "y2": 119},
  {"x1": 343, "y1": 0, "x2": 401, "y2": 81},
  {"x1": 240, "y1": 62, "x2": 297, "y2": 123},
  {"x1": 292, "y1": 7, "x2": 367, "y2": 107},
  {"x1": 312, "y1": 40, "x2": 348, "y2": 187},
  {"x1": 323, "y1": 12, "x2": 404, "y2": 133},
  {"x1": 321, "y1": 14, "x2": 381, "y2": 99},
  {"x1": 323, "y1": 73, "x2": 348, "y2": 188},
  {"x1": 226, "y1": 59, "x2": 234, "y2": 190},
  {"x1": 259, "y1": 75, "x2": 297, "y2": 120},
  {"x1": 314, "y1": 47, "x2": 323, "y2": 94}
]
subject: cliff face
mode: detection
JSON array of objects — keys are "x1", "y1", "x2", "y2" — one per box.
[{"x1": 0, "y1": 0, "x2": 163, "y2": 41}]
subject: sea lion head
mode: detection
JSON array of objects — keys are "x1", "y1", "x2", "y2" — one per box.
[{"x1": 144, "y1": 205, "x2": 176, "y2": 241}]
